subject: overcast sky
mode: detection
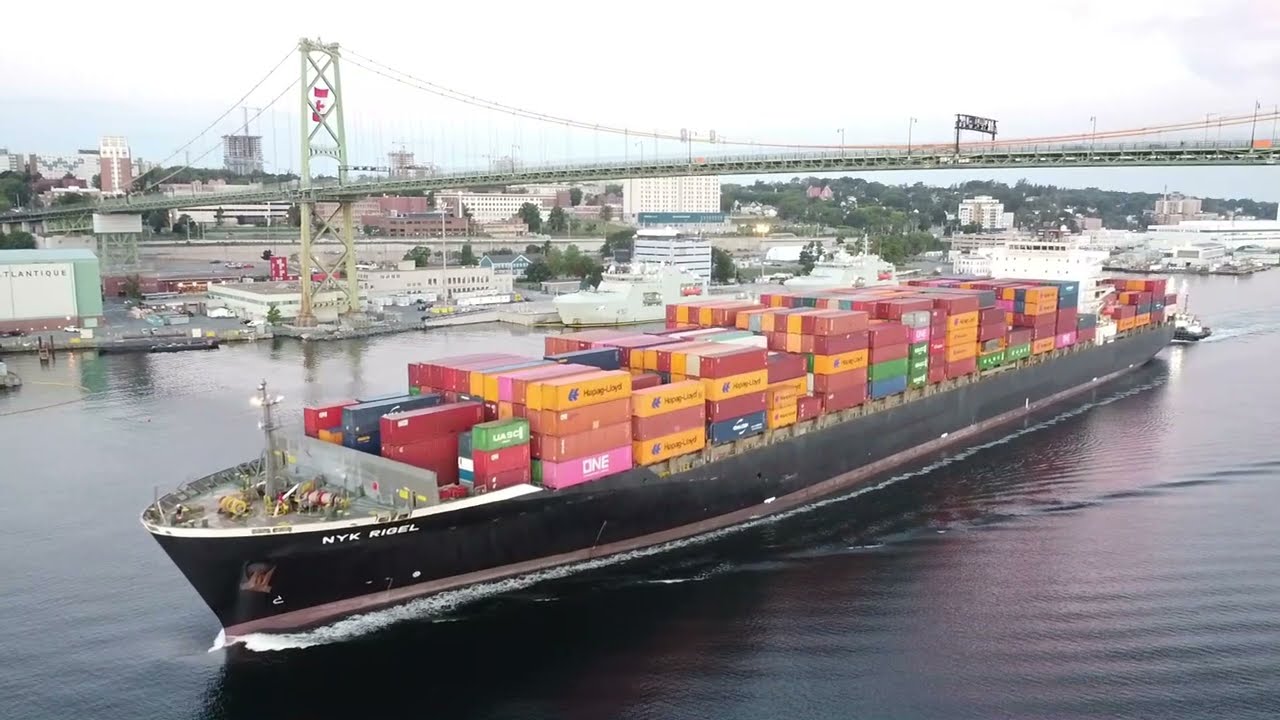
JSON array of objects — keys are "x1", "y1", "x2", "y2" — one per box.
[{"x1": 3, "y1": 0, "x2": 1279, "y2": 201}]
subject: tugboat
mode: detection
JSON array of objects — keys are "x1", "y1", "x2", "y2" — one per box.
[{"x1": 1172, "y1": 311, "x2": 1211, "y2": 342}]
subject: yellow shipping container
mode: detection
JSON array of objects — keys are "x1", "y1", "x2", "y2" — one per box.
[
  {"x1": 702, "y1": 369, "x2": 768, "y2": 402},
  {"x1": 767, "y1": 384, "x2": 799, "y2": 409},
  {"x1": 948, "y1": 311, "x2": 979, "y2": 329},
  {"x1": 945, "y1": 342, "x2": 977, "y2": 362},
  {"x1": 770, "y1": 377, "x2": 808, "y2": 398},
  {"x1": 1117, "y1": 316, "x2": 1136, "y2": 332},
  {"x1": 675, "y1": 305, "x2": 692, "y2": 324},
  {"x1": 697, "y1": 306, "x2": 716, "y2": 327},
  {"x1": 811, "y1": 348, "x2": 869, "y2": 375},
  {"x1": 784, "y1": 333, "x2": 802, "y2": 354},
  {"x1": 317, "y1": 429, "x2": 343, "y2": 444},
  {"x1": 633, "y1": 427, "x2": 706, "y2": 465},
  {"x1": 1032, "y1": 337, "x2": 1056, "y2": 354},
  {"x1": 631, "y1": 379, "x2": 706, "y2": 418},
  {"x1": 530, "y1": 370, "x2": 632, "y2": 411},
  {"x1": 736, "y1": 307, "x2": 769, "y2": 330},
  {"x1": 767, "y1": 403, "x2": 798, "y2": 429},
  {"x1": 1135, "y1": 313, "x2": 1151, "y2": 326},
  {"x1": 945, "y1": 325, "x2": 979, "y2": 345},
  {"x1": 497, "y1": 401, "x2": 515, "y2": 419}
]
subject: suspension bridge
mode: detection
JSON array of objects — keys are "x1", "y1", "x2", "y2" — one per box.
[{"x1": 4, "y1": 38, "x2": 1279, "y2": 325}]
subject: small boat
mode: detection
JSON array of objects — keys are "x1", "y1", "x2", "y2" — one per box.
[{"x1": 1172, "y1": 312, "x2": 1211, "y2": 342}]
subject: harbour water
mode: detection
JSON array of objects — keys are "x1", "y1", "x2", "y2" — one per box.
[{"x1": 2, "y1": 275, "x2": 1279, "y2": 719}]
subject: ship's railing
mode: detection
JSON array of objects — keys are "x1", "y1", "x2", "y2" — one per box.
[
  {"x1": 276, "y1": 434, "x2": 442, "y2": 513},
  {"x1": 145, "y1": 459, "x2": 263, "y2": 525}
]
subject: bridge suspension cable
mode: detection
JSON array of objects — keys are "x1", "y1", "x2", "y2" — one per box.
[
  {"x1": 343, "y1": 46, "x2": 1277, "y2": 153},
  {"x1": 141, "y1": 47, "x2": 296, "y2": 191}
]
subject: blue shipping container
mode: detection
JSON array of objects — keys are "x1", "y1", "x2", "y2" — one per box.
[
  {"x1": 869, "y1": 375, "x2": 908, "y2": 400},
  {"x1": 707, "y1": 410, "x2": 767, "y2": 445},
  {"x1": 544, "y1": 347, "x2": 622, "y2": 371},
  {"x1": 342, "y1": 392, "x2": 443, "y2": 436},
  {"x1": 458, "y1": 432, "x2": 473, "y2": 458},
  {"x1": 343, "y1": 430, "x2": 381, "y2": 454},
  {"x1": 357, "y1": 391, "x2": 407, "y2": 403},
  {"x1": 1076, "y1": 313, "x2": 1098, "y2": 329},
  {"x1": 458, "y1": 467, "x2": 474, "y2": 483}
]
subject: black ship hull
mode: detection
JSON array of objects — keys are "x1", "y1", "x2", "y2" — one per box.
[{"x1": 150, "y1": 325, "x2": 1173, "y2": 636}]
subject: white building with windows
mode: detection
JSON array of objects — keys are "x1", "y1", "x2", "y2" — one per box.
[
  {"x1": 441, "y1": 192, "x2": 556, "y2": 223},
  {"x1": 958, "y1": 195, "x2": 1015, "y2": 230},
  {"x1": 355, "y1": 261, "x2": 514, "y2": 300},
  {"x1": 1145, "y1": 219, "x2": 1280, "y2": 251},
  {"x1": 631, "y1": 228, "x2": 712, "y2": 283},
  {"x1": 206, "y1": 282, "x2": 365, "y2": 324},
  {"x1": 622, "y1": 176, "x2": 721, "y2": 219}
]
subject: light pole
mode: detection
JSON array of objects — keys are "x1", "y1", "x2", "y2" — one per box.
[
  {"x1": 634, "y1": 141, "x2": 644, "y2": 164},
  {"x1": 1204, "y1": 113, "x2": 1214, "y2": 143},
  {"x1": 836, "y1": 128, "x2": 845, "y2": 156},
  {"x1": 1089, "y1": 116, "x2": 1097, "y2": 157},
  {"x1": 907, "y1": 118, "x2": 917, "y2": 154},
  {"x1": 1250, "y1": 101, "x2": 1260, "y2": 147}
]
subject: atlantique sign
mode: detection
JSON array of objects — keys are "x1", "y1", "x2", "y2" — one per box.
[{"x1": 0, "y1": 268, "x2": 69, "y2": 279}]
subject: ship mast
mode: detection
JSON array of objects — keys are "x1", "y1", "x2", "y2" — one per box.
[{"x1": 254, "y1": 380, "x2": 284, "y2": 500}]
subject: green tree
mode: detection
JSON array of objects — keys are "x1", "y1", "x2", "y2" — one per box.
[
  {"x1": 286, "y1": 205, "x2": 301, "y2": 227},
  {"x1": 404, "y1": 246, "x2": 432, "y2": 267},
  {"x1": 598, "y1": 204, "x2": 613, "y2": 221},
  {"x1": 523, "y1": 258, "x2": 553, "y2": 283},
  {"x1": 91, "y1": 174, "x2": 102, "y2": 190},
  {"x1": 0, "y1": 230, "x2": 36, "y2": 250},
  {"x1": 546, "y1": 206, "x2": 568, "y2": 234},
  {"x1": 53, "y1": 192, "x2": 90, "y2": 207},
  {"x1": 541, "y1": 239, "x2": 552, "y2": 256},
  {"x1": 121, "y1": 274, "x2": 144, "y2": 301},
  {"x1": 426, "y1": 190, "x2": 436, "y2": 209},
  {"x1": 959, "y1": 222, "x2": 981, "y2": 234},
  {"x1": 798, "y1": 243, "x2": 817, "y2": 275},
  {"x1": 214, "y1": 207, "x2": 226, "y2": 227},
  {"x1": 605, "y1": 183, "x2": 623, "y2": 196},
  {"x1": 145, "y1": 209, "x2": 170, "y2": 233},
  {"x1": 265, "y1": 304, "x2": 283, "y2": 325},
  {"x1": 711, "y1": 247, "x2": 736, "y2": 283},
  {"x1": 569, "y1": 188, "x2": 583, "y2": 207},
  {"x1": 173, "y1": 214, "x2": 195, "y2": 236},
  {"x1": 600, "y1": 228, "x2": 635, "y2": 258},
  {"x1": 458, "y1": 243, "x2": 478, "y2": 266},
  {"x1": 525, "y1": 243, "x2": 542, "y2": 255},
  {"x1": 518, "y1": 202, "x2": 542, "y2": 233}
]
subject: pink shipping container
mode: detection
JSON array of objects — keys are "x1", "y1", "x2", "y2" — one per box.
[
  {"x1": 907, "y1": 326, "x2": 930, "y2": 344},
  {"x1": 539, "y1": 445, "x2": 633, "y2": 490},
  {"x1": 1055, "y1": 331, "x2": 1077, "y2": 349}
]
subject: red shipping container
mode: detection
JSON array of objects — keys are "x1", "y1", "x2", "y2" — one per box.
[
  {"x1": 812, "y1": 331, "x2": 869, "y2": 355},
  {"x1": 1057, "y1": 307, "x2": 1078, "y2": 328},
  {"x1": 809, "y1": 309, "x2": 870, "y2": 335},
  {"x1": 978, "y1": 321, "x2": 1005, "y2": 343},
  {"x1": 1078, "y1": 327, "x2": 1097, "y2": 343},
  {"x1": 632, "y1": 372, "x2": 662, "y2": 390},
  {"x1": 1031, "y1": 324, "x2": 1056, "y2": 341},
  {"x1": 927, "y1": 365, "x2": 947, "y2": 384},
  {"x1": 382, "y1": 435, "x2": 459, "y2": 486},
  {"x1": 813, "y1": 369, "x2": 865, "y2": 393},
  {"x1": 928, "y1": 337, "x2": 947, "y2": 353},
  {"x1": 422, "y1": 353, "x2": 504, "y2": 389},
  {"x1": 867, "y1": 322, "x2": 909, "y2": 347},
  {"x1": 706, "y1": 391, "x2": 768, "y2": 422},
  {"x1": 691, "y1": 346, "x2": 768, "y2": 378},
  {"x1": 532, "y1": 422, "x2": 631, "y2": 462},
  {"x1": 304, "y1": 400, "x2": 354, "y2": 437},
  {"x1": 979, "y1": 307, "x2": 1004, "y2": 325},
  {"x1": 929, "y1": 308, "x2": 947, "y2": 326},
  {"x1": 483, "y1": 401, "x2": 499, "y2": 421},
  {"x1": 474, "y1": 466, "x2": 532, "y2": 493},
  {"x1": 870, "y1": 342, "x2": 909, "y2": 364},
  {"x1": 380, "y1": 401, "x2": 484, "y2": 446},
  {"x1": 473, "y1": 442, "x2": 532, "y2": 476},
  {"x1": 876, "y1": 298, "x2": 933, "y2": 320},
  {"x1": 932, "y1": 295, "x2": 981, "y2": 314},
  {"x1": 821, "y1": 383, "x2": 868, "y2": 413},
  {"x1": 1007, "y1": 328, "x2": 1034, "y2": 346},
  {"x1": 633, "y1": 404, "x2": 707, "y2": 441},
  {"x1": 797, "y1": 395, "x2": 823, "y2": 422},
  {"x1": 443, "y1": 355, "x2": 527, "y2": 393},
  {"x1": 945, "y1": 356, "x2": 978, "y2": 379},
  {"x1": 527, "y1": 397, "x2": 631, "y2": 436},
  {"x1": 766, "y1": 352, "x2": 807, "y2": 383}
]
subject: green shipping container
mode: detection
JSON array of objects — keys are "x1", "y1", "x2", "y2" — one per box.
[
  {"x1": 978, "y1": 350, "x2": 1006, "y2": 371},
  {"x1": 531, "y1": 459, "x2": 543, "y2": 484},
  {"x1": 472, "y1": 418, "x2": 530, "y2": 452},
  {"x1": 408, "y1": 386, "x2": 422, "y2": 396},
  {"x1": 805, "y1": 354, "x2": 814, "y2": 373},
  {"x1": 909, "y1": 342, "x2": 929, "y2": 361},
  {"x1": 868, "y1": 357, "x2": 910, "y2": 382},
  {"x1": 909, "y1": 370, "x2": 928, "y2": 388},
  {"x1": 909, "y1": 356, "x2": 929, "y2": 375},
  {"x1": 1006, "y1": 343, "x2": 1032, "y2": 361}
]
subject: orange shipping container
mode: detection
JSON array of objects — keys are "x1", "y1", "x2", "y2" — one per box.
[
  {"x1": 767, "y1": 403, "x2": 798, "y2": 429},
  {"x1": 811, "y1": 348, "x2": 869, "y2": 376},
  {"x1": 948, "y1": 311, "x2": 979, "y2": 330},
  {"x1": 702, "y1": 369, "x2": 768, "y2": 401},
  {"x1": 1135, "y1": 313, "x2": 1151, "y2": 326},
  {"x1": 532, "y1": 422, "x2": 631, "y2": 462},
  {"x1": 945, "y1": 325, "x2": 979, "y2": 345},
  {"x1": 528, "y1": 397, "x2": 632, "y2": 436},
  {"x1": 767, "y1": 385, "x2": 799, "y2": 409},
  {"x1": 631, "y1": 379, "x2": 706, "y2": 418},
  {"x1": 945, "y1": 342, "x2": 977, "y2": 362},
  {"x1": 529, "y1": 370, "x2": 632, "y2": 412},
  {"x1": 1118, "y1": 316, "x2": 1137, "y2": 332},
  {"x1": 497, "y1": 401, "x2": 515, "y2": 419},
  {"x1": 1032, "y1": 337, "x2": 1056, "y2": 354},
  {"x1": 633, "y1": 427, "x2": 707, "y2": 466},
  {"x1": 735, "y1": 307, "x2": 770, "y2": 330}
]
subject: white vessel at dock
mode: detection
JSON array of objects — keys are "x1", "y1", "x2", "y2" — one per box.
[
  {"x1": 783, "y1": 240, "x2": 897, "y2": 291},
  {"x1": 553, "y1": 263, "x2": 705, "y2": 327}
]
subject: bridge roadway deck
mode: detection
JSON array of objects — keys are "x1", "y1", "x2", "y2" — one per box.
[{"x1": 9, "y1": 140, "x2": 1279, "y2": 222}]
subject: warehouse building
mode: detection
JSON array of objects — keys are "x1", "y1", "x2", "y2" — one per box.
[
  {"x1": 0, "y1": 249, "x2": 104, "y2": 333},
  {"x1": 206, "y1": 281, "x2": 366, "y2": 324}
]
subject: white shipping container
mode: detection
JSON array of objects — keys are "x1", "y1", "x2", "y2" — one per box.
[
  {"x1": 456, "y1": 294, "x2": 511, "y2": 307},
  {"x1": 92, "y1": 214, "x2": 144, "y2": 234},
  {"x1": 723, "y1": 335, "x2": 768, "y2": 348},
  {"x1": 0, "y1": 262, "x2": 77, "y2": 320}
]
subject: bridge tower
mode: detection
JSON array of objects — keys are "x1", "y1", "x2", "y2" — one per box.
[{"x1": 295, "y1": 38, "x2": 360, "y2": 327}]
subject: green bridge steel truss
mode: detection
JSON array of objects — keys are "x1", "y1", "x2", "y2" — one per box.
[{"x1": 8, "y1": 141, "x2": 1279, "y2": 222}]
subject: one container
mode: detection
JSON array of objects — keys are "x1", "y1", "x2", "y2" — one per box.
[
  {"x1": 631, "y1": 379, "x2": 706, "y2": 418},
  {"x1": 527, "y1": 397, "x2": 631, "y2": 437},
  {"x1": 633, "y1": 427, "x2": 707, "y2": 465},
  {"x1": 707, "y1": 411, "x2": 767, "y2": 445},
  {"x1": 532, "y1": 422, "x2": 631, "y2": 462},
  {"x1": 535, "y1": 444, "x2": 633, "y2": 489},
  {"x1": 632, "y1": 404, "x2": 707, "y2": 441},
  {"x1": 471, "y1": 418, "x2": 531, "y2": 452},
  {"x1": 304, "y1": 400, "x2": 355, "y2": 437},
  {"x1": 380, "y1": 401, "x2": 484, "y2": 447}
]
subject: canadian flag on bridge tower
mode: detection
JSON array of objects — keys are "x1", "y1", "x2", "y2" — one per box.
[{"x1": 312, "y1": 86, "x2": 331, "y2": 122}]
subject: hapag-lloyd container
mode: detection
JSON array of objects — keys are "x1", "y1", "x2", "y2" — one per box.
[
  {"x1": 500, "y1": 363, "x2": 598, "y2": 405},
  {"x1": 633, "y1": 427, "x2": 707, "y2": 465},
  {"x1": 685, "y1": 346, "x2": 767, "y2": 379},
  {"x1": 633, "y1": 404, "x2": 707, "y2": 441},
  {"x1": 529, "y1": 370, "x2": 632, "y2": 412},
  {"x1": 380, "y1": 401, "x2": 484, "y2": 446},
  {"x1": 702, "y1": 369, "x2": 768, "y2": 402},
  {"x1": 532, "y1": 422, "x2": 631, "y2": 462},
  {"x1": 527, "y1": 397, "x2": 631, "y2": 436},
  {"x1": 631, "y1": 379, "x2": 706, "y2": 417},
  {"x1": 536, "y1": 445, "x2": 633, "y2": 489}
]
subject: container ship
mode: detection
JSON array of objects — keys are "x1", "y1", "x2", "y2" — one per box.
[{"x1": 143, "y1": 275, "x2": 1176, "y2": 637}]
